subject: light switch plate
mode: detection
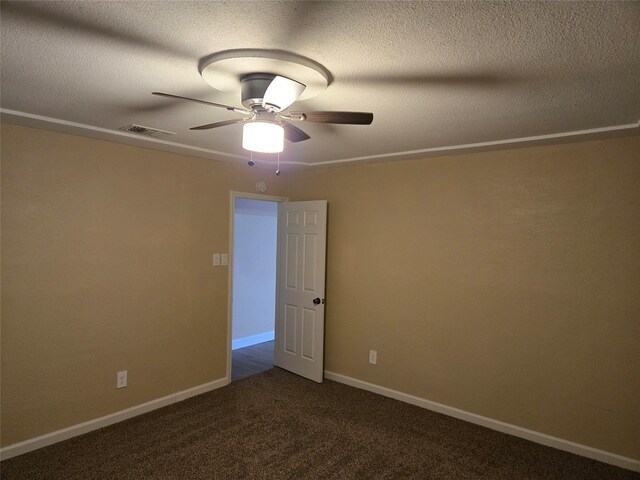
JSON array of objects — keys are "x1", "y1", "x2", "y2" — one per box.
[
  {"x1": 213, "y1": 253, "x2": 221, "y2": 266},
  {"x1": 221, "y1": 253, "x2": 228, "y2": 265}
]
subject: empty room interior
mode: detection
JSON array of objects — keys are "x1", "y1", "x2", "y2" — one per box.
[{"x1": 1, "y1": 1, "x2": 639, "y2": 478}]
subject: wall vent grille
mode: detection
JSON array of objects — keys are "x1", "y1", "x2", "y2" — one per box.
[{"x1": 118, "y1": 124, "x2": 176, "y2": 138}]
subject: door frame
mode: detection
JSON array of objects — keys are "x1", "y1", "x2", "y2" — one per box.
[{"x1": 226, "y1": 191, "x2": 288, "y2": 383}]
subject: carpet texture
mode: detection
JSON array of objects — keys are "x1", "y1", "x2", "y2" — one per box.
[{"x1": 1, "y1": 368, "x2": 638, "y2": 479}]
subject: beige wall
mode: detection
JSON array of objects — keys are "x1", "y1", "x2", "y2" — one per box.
[
  {"x1": 288, "y1": 136, "x2": 640, "y2": 459},
  {"x1": 0, "y1": 123, "x2": 287, "y2": 446},
  {"x1": 2, "y1": 123, "x2": 639, "y2": 459}
]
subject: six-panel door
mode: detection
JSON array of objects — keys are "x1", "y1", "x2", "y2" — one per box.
[{"x1": 274, "y1": 200, "x2": 327, "y2": 383}]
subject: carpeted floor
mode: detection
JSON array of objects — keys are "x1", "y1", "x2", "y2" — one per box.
[{"x1": 1, "y1": 368, "x2": 638, "y2": 479}]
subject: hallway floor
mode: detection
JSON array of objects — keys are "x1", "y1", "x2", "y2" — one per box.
[{"x1": 231, "y1": 340, "x2": 274, "y2": 382}]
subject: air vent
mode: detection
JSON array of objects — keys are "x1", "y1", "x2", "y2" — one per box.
[{"x1": 119, "y1": 124, "x2": 176, "y2": 138}]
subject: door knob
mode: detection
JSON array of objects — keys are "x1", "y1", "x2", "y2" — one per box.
[{"x1": 313, "y1": 297, "x2": 326, "y2": 305}]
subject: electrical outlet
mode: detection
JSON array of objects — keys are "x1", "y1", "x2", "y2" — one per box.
[
  {"x1": 212, "y1": 253, "x2": 221, "y2": 266},
  {"x1": 117, "y1": 370, "x2": 127, "y2": 389},
  {"x1": 221, "y1": 253, "x2": 228, "y2": 265},
  {"x1": 369, "y1": 350, "x2": 377, "y2": 365}
]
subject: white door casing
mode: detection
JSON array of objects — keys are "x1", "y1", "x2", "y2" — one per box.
[{"x1": 274, "y1": 200, "x2": 327, "y2": 383}]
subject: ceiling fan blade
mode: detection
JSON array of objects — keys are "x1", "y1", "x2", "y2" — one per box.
[
  {"x1": 190, "y1": 118, "x2": 247, "y2": 131},
  {"x1": 296, "y1": 111, "x2": 374, "y2": 125},
  {"x1": 152, "y1": 92, "x2": 251, "y2": 114},
  {"x1": 262, "y1": 76, "x2": 306, "y2": 112},
  {"x1": 282, "y1": 122, "x2": 311, "y2": 143}
]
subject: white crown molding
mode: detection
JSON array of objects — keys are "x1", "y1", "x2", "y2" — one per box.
[
  {"x1": 292, "y1": 119, "x2": 640, "y2": 167},
  {"x1": 0, "y1": 376, "x2": 229, "y2": 461},
  {"x1": 0, "y1": 108, "x2": 246, "y2": 161},
  {"x1": 324, "y1": 370, "x2": 640, "y2": 473},
  {"x1": 2, "y1": 108, "x2": 638, "y2": 167}
]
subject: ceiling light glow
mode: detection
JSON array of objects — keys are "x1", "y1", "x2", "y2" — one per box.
[
  {"x1": 242, "y1": 122, "x2": 284, "y2": 153},
  {"x1": 262, "y1": 76, "x2": 306, "y2": 112}
]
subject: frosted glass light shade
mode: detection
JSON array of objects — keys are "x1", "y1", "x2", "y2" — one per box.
[
  {"x1": 242, "y1": 122, "x2": 284, "y2": 153},
  {"x1": 263, "y1": 76, "x2": 306, "y2": 112}
]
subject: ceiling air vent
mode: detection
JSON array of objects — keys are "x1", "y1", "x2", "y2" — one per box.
[{"x1": 119, "y1": 124, "x2": 176, "y2": 138}]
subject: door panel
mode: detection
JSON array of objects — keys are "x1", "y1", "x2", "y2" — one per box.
[
  {"x1": 303, "y1": 234, "x2": 317, "y2": 291},
  {"x1": 301, "y1": 308, "x2": 316, "y2": 360},
  {"x1": 285, "y1": 233, "x2": 299, "y2": 288},
  {"x1": 275, "y1": 200, "x2": 327, "y2": 383},
  {"x1": 284, "y1": 304, "x2": 297, "y2": 354}
]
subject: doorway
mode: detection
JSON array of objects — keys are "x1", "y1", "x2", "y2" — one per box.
[{"x1": 228, "y1": 192, "x2": 285, "y2": 382}]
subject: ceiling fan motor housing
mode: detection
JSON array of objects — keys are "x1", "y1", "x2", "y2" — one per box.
[{"x1": 241, "y1": 73, "x2": 276, "y2": 109}]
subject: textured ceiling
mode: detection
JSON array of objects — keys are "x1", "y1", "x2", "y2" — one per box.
[{"x1": 1, "y1": 1, "x2": 639, "y2": 168}]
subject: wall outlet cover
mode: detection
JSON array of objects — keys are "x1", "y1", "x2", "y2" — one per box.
[
  {"x1": 117, "y1": 370, "x2": 128, "y2": 388},
  {"x1": 369, "y1": 350, "x2": 377, "y2": 365}
]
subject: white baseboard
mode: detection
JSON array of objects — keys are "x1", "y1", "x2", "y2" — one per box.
[
  {"x1": 0, "y1": 376, "x2": 229, "y2": 461},
  {"x1": 4, "y1": 371, "x2": 637, "y2": 473},
  {"x1": 324, "y1": 370, "x2": 640, "y2": 473},
  {"x1": 232, "y1": 331, "x2": 274, "y2": 350}
]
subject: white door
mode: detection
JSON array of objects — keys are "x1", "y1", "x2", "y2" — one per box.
[{"x1": 274, "y1": 200, "x2": 327, "y2": 383}]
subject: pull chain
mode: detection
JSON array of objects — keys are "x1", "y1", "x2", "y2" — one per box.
[
  {"x1": 248, "y1": 151, "x2": 255, "y2": 167},
  {"x1": 275, "y1": 152, "x2": 280, "y2": 176}
]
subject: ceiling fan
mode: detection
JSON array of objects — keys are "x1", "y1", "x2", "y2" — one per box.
[{"x1": 152, "y1": 73, "x2": 374, "y2": 154}]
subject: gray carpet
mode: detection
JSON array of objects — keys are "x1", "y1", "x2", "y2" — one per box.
[{"x1": 1, "y1": 368, "x2": 638, "y2": 479}]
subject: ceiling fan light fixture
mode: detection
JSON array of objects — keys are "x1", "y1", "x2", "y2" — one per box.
[
  {"x1": 242, "y1": 122, "x2": 284, "y2": 153},
  {"x1": 262, "y1": 76, "x2": 306, "y2": 112}
]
